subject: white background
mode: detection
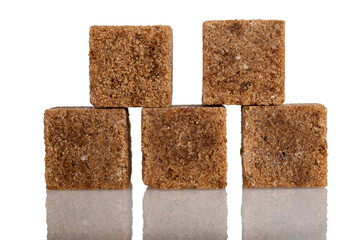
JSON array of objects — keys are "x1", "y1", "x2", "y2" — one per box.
[{"x1": 1, "y1": 0, "x2": 359, "y2": 239}]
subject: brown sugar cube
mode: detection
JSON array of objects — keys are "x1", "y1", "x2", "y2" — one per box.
[
  {"x1": 241, "y1": 104, "x2": 327, "y2": 188},
  {"x1": 142, "y1": 106, "x2": 227, "y2": 189},
  {"x1": 44, "y1": 107, "x2": 131, "y2": 190},
  {"x1": 203, "y1": 20, "x2": 285, "y2": 106},
  {"x1": 143, "y1": 188, "x2": 228, "y2": 239},
  {"x1": 89, "y1": 25, "x2": 172, "y2": 108},
  {"x1": 46, "y1": 189, "x2": 132, "y2": 240}
]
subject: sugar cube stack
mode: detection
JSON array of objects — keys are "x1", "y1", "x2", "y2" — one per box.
[{"x1": 44, "y1": 19, "x2": 327, "y2": 190}]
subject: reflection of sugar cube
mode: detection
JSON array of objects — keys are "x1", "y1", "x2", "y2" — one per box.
[
  {"x1": 46, "y1": 189, "x2": 132, "y2": 240},
  {"x1": 242, "y1": 188, "x2": 327, "y2": 240},
  {"x1": 143, "y1": 188, "x2": 227, "y2": 239}
]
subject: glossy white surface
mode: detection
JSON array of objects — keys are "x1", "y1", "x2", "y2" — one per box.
[
  {"x1": 47, "y1": 189, "x2": 132, "y2": 240},
  {"x1": 242, "y1": 188, "x2": 327, "y2": 240},
  {"x1": 45, "y1": 188, "x2": 327, "y2": 240},
  {"x1": 1, "y1": 0, "x2": 360, "y2": 239}
]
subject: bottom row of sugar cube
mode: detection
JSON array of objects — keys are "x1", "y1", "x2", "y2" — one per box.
[{"x1": 44, "y1": 103, "x2": 327, "y2": 189}]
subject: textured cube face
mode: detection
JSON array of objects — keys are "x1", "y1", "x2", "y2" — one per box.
[
  {"x1": 241, "y1": 104, "x2": 327, "y2": 188},
  {"x1": 89, "y1": 25, "x2": 172, "y2": 107},
  {"x1": 141, "y1": 106, "x2": 227, "y2": 189},
  {"x1": 44, "y1": 107, "x2": 131, "y2": 189},
  {"x1": 203, "y1": 20, "x2": 285, "y2": 106}
]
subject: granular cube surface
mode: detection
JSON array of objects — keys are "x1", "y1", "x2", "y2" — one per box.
[
  {"x1": 203, "y1": 20, "x2": 285, "y2": 106},
  {"x1": 241, "y1": 104, "x2": 327, "y2": 188},
  {"x1": 89, "y1": 25, "x2": 172, "y2": 107},
  {"x1": 44, "y1": 107, "x2": 131, "y2": 190},
  {"x1": 142, "y1": 106, "x2": 227, "y2": 189}
]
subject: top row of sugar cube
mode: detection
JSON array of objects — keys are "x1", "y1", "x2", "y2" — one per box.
[{"x1": 89, "y1": 20, "x2": 285, "y2": 107}]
